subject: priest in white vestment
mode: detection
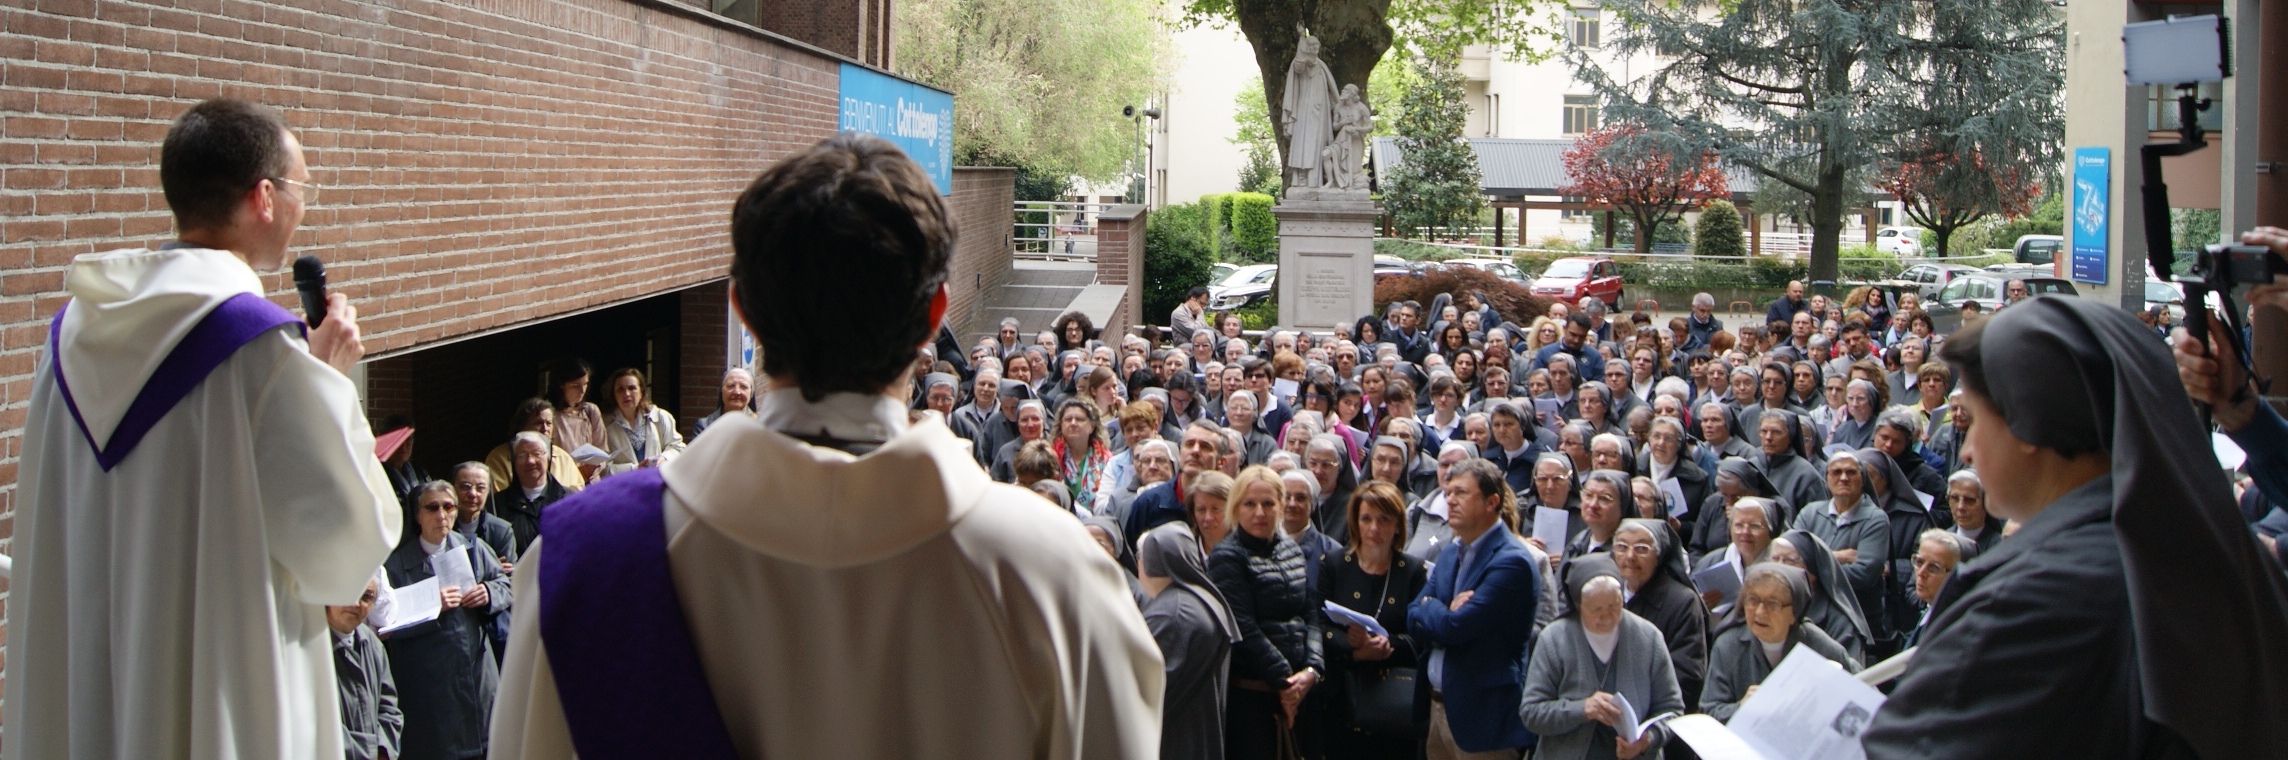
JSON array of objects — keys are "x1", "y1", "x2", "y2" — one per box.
[
  {"x1": 489, "y1": 133, "x2": 1164, "y2": 759},
  {"x1": 5, "y1": 100, "x2": 400, "y2": 760}
]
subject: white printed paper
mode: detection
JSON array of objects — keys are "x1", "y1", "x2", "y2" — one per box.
[
  {"x1": 1322, "y1": 600, "x2": 1389, "y2": 638},
  {"x1": 1692, "y1": 561, "x2": 1745, "y2": 611},
  {"x1": 1533, "y1": 507, "x2": 1572, "y2": 558},
  {"x1": 1612, "y1": 692, "x2": 1679, "y2": 743},
  {"x1": 1665, "y1": 714, "x2": 1768, "y2": 760},
  {"x1": 1724, "y1": 645, "x2": 1886, "y2": 760},
  {"x1": 1660, "y1": 478, "x2": 1691, "y2": 518},
  {"x1": 375, "y1": 577, "x2": 442, "y2": 635},
  {"x1": 570, "y1": 443, "x2": 614, "y2": 466},
  {"x1": 430, "y1": 547, "x2": 476, "y2": 593},
  {"x1": 1273, "y1": 378, "x2": 1300, "y2": 407}
]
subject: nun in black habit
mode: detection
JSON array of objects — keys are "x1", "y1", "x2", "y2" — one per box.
[
  {"x1": 1566, "y1": 470, "x2": 1642, "y2": 558},
  {"x1": 1864, "y1": 296, "x2": 2288, "y2": 759},
  {"x1": 1856, "y1": 447, "x2": 1942, "y2": 657},
  {"x1": 1138, "y1": 522, "x2": 1240, "y2": 760},
  {"x1": 1612, "y1": 518, "x2": 1710, "y2": 712},
  {"x1": 1698, "y1": 563, "x2": 1860, "y2": 723},
  {"x1": 1767, "y1": 529, "x2": 1872, "y2": 665},
  {"x1": 1691, "y1": 458, "x2": 1790, "y2": 556},
  {"x1": 1753, "y1": 412, "x2": 1828, "y2": 516}
]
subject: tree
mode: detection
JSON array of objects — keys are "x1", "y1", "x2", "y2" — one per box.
[
  {"x1": 1694, "y1": 199, "x2": 1746, "y2": 258},
  {"x1": 1560, "y1": 125, "x2": 1731, "y2": 252},
  {"x1": 1179, "y1": 0, "x2": 1549, "y2": 179},
  {"x1": 1877, "y1": 149, "x2": 2040, "y2": 257},
  {"x1": 1573, "y1": 0, "x2": 2064, "y2": 282},
  {"x1": 1382, "y1": 54, "x2": 1482, "y2": 239},
  {"x1": 1231, "y1": 80, "x2": 1284, "y2": 197},
  {"x1": 1145, "y1": 204, "x2": 1217, "y2": 324},
  {"x1": 896, "y1": 0, "x2": 1171, "y2": 182}
]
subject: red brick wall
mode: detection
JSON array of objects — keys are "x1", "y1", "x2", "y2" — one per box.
[
  {"x1": 0, "y1": 0, "x2": 895, "y2": 716},
  {"x1": 678, "y1": 279, "x2": 729, "y2": 430},
  {"x1": 1095, "y1": 204, "x2": 1146, "y2": 334},
  {"x1": 946, "y1": 166, "x2": 1014, "y2": 339}
]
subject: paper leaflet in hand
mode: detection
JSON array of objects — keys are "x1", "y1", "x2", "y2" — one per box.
[
  {"x1": 1532, "y1": 507, "x2": 1571, "y2": 558},
  {"x1": 430, "y1": 547, "x2": 476, "y2": 593},
  {"x1": 570, "y1": 443, "x2": 614, "y2": 466},
  {"x1": 1665, "y1": 645, "x2": 1887, "y2": 760},
  {"x1": 1533, "y1": 398, "x2": 1563, "y2": 427},
  {"x1": 1692, "y1": 561, "x2": 1744, "y2": 611},
  {"x1": 373, "y1": 577, "x2": 442, "y2": 635},
  {"x1": 1322, "y1": 600, "x2": 1388, "y2": 638},
  {"x1": 1273, "y1": 378, "x2": 1301, "y2": 407},
  {"x1": 1611, "y1": 692, "x2": 1680, "y2": 744},
  {"x1": 1660, "y1": 478, "x2": 1691, "y2": 518}
]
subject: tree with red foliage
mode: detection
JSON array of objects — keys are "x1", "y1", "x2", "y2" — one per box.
[
  {"x1": 1374, "y1": 265, "x2": 1552, "y2": 327},
  {"x1": 1560, "y1": 125, "x2": 1732, "y2": 252},
  {"x1": 1877, "y1": 148, "x2": 2040, "y2": 258}
]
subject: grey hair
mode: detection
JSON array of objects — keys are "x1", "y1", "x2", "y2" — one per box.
[
  {"x1": 1216, "y1": 427, "x2": 1242, "y2": 458},
  {"x1": 1692, "y1": 292, "x2": 1715, "y2": 309},
  {"x1": 1306, "y1": 433, "x2": 1345, "y2": 458},
  {"x1": 1917, "y1": 528, "x2": 1975, "y2": 562},
  {"x1": 1875, "y1": 408, "x2": 1923, "y2": 438},
  {"x1": 1948, "y1": 469, "x2": 1983, "y2": 492},
  {"x1": 1226, "y1": 389, "x2": 1258, "y2": 411},
  {"x1": 1376, "y1": 344, "x2": 1399, "y2": 358},
  {"x1": 1280, "y1": 467, "x2": 1322, "y2": 506},
  {"x1": 1582, "y1": 574, "x2": 1625, "y2": 601},
  {"x1": 511, "y1": 431, "x2": 551, "y2": 453},
  {"x1": 1654, "y1": 376, "x2": 1691, "y2": 401},
  {"x1": 1266, "y1": 450, "x2": 1302, "y2": 470},
  {"x1": 1649, "y1": 415, "x2": 1687, "y2": 440},
  {"x1": 1547, "y1": 353, "x2": 1577, "y2": 371},
  {"x1": 1579, "y1": 297, "x2": 1606, "y2": 316},
  {"x1": 1133, "y1": 438, "x2": 1175, "y2": 461},
  {"x1": 1847, "y1": 378, "x2": 1879, "y2": 400},
  {"x1": 723, "y1": 367, "x2": 754, "y2": 383},
  {"x1": 1016, "y1": 400, "x2": 1047, "y2": 417},
  {"x1": 1000, "y1": 317, "x2": 1023, "y2": 330},
  {"x1": 1590, "y1": 432, "x2": 1628, "y2": 454}
]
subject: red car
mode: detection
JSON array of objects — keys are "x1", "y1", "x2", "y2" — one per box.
[{"x1": 1530, "y1": 257, "x2": 1625, "y2": 309}]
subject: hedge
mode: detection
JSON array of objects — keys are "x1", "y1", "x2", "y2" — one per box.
[{"x1": 1228, "y1": 192, "x2": 1278, "y2": 263}]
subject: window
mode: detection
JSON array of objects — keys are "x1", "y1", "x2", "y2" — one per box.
[
  {"x1": 1569, "y1": 10, "x2": 1601, "y2": 48},
  {"x1": 1563, "y1": 95, "x2": 1600, "y2": 135},
  {"x1": 1560, "y1": 195, "x2": 1594, "y2": 221},
  {"x1": 1938, "y1": 279, "x2": 1969, "y2": 304}
]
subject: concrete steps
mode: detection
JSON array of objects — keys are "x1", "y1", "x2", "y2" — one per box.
[{"x1": 973, "y1": 261, "x2": 1097, "y2": 341}]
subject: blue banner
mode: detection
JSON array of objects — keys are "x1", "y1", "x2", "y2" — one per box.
[
  {"x1": 2070, "y1": 147, "x2": 2110, "y2": 284},
  {"x1": 839, "y1": 63, "x2": 955, "y2": 195}
]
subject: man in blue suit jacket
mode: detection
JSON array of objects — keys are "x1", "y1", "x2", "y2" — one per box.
[{"x1": 1410, "y1": 459, "x2": 1539, "y2": 758}]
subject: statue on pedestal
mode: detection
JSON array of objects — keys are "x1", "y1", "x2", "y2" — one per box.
[
  {"x1": 1325, "y1": 84, "x2": 1371, "y2": 191},
  {"x1": 1280, "y1": 28, "x2": 1338, "y2": 191}
]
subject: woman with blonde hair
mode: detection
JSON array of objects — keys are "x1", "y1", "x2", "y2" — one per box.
[
  {"x1": 599, "y1": 367, "x2": 685, "y2": 478},
  {"x1": 1209, "y1": 465, "x2": 1325, "y2": 759}
]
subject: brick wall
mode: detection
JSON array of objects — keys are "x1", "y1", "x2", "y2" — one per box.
[
  {"x1": 0, "y1": 0, "x2": 896, "y2": 717},
  {"x1": 945, "y1": 166, "x2": 1014, "y2": 339},
  {"x1": 717, "y1": 0, "x2": 892, "y2": 68},
  {"x1": 677, "y1": 279, "x2": 729, "y2": 427},
  {"x1": 1095, "y1": 204, "x2": 1146, "y2": 335}
]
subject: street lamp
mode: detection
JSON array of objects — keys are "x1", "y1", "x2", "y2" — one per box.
[{"x1": 1123, "y1": 105, "x2": 1163, "y2": 205}]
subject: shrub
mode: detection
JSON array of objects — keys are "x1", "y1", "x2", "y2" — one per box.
[
  {"x1": 1234, "y1": 297, "x2": 1280, "y2": 330},
  {"x1": 1374, "y1": 266, "x2": 1553, "y2": 327},
  {"x1": 1694, "y1": 200, "x2": 1747, "y2": 257},
  {"x1": 1228, "y1": 192, "x2": 1278, "y2": 263},
  {"x1": 1375, "y1": 238, "x2": 1460, "y2": 261},
  {"x1": 1144, "y1": 203, "x2": 1216, "y2": 325},
  {"x1": 1200, "y1": 193, "x2": 1228, "y2": 253}
]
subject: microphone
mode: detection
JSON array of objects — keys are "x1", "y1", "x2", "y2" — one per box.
[{"x1": 292, "y1": 255, "x2": 328, "y2": 328}]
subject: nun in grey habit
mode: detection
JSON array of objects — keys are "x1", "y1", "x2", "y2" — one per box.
[
  {"x1": 1753, "y1": 412, "x2": 1829, "y2": 514},
  {"x1": 1770, "y1": 529, "x2": 1872, "y2": 665},
  {"x1": 1699, "y1": 563, "x2": 1859, "y2": 723},
  {"x1": 1863, "y1": 296, "x2": 2288, "y2": 758},
  {"x1": 1138, "y1": 522, "x2": 1240, "y2": 760},
  {"x1": 1518, "y1": 554, "x2": 1686, "y2": 760}
]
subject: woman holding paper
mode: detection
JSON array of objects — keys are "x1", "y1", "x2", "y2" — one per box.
[
  {"x1": 1692, "y1": 497, "x2": 1783, "y2": 615},
  {"x1": 1519, "y1": 555, "x2": 1685, "y2": 760},
  {"x1": 1613, "y1": 519, "x2": 1709, "y2": 713},
  {"x1": 1689, "y1": 460, "x2": 1785, "y2": 556},
  {"x1": 380, "y1": 482, "x2": 511, "y2": 760},
  {"x1": 1698, "y1": 563, "x2": 1861, "y2": 723},
  {"x1": 1317, "y1": 482, "x2": 1428, "y2": 757}
]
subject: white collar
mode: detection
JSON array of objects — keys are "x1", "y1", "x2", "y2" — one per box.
[{"x1": 751, "y1": 386, "x2": 910, "y2": 442}]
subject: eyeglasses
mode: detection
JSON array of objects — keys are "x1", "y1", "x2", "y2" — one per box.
[
  {"x1": 269, "y1": 177, "x2": 321, "y2": 206},
  {"x1": 1912, "y1": 558, "x2": 1953, "y2": 575},
  {"x1": 1612, "y1": 543, "x2": 1658, "y2": 558},
  {"x1": 1740, "y1": 594, "x2": 1792, "y2": 612}
]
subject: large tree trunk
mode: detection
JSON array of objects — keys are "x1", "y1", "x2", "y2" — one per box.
[
  {"x1": 1231, "y1": 0, "x2": 1394, "y2": 175},
  {"x1": 1807, "y1": 160, "x2": 1849, "y2": 285}
]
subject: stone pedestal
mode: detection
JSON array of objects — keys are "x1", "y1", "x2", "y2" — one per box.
[{"x1": 1273, "y1": 197, "x2": 1381, "y2": 331}]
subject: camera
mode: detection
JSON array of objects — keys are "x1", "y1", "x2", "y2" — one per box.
[{"x1": 2195, "y1": 244, "x2": 2288, "y2": 289}]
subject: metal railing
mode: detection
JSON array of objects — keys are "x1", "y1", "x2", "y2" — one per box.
[{"x1": 1013, "y1": 200, "x2": 1118, "y2": 261}]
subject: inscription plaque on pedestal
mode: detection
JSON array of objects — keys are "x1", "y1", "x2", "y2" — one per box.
[{"x1": 1274, "y1": 198, "x2": 1379, "y2": 330}]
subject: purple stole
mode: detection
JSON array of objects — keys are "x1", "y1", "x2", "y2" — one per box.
[
  {"x1": 538, "y1": 468, "x2": 739, "y2": 759},
  {"x1": 49, "y1": 292, "x2": 304, "y2": 471}
]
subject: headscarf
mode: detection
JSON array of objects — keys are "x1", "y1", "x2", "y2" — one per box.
[
  {"x1": 1559, "y1": 553, "x2": 1623, "y2": 618},
  {"x1": 1973, "y1": 296, "x2": 2288, "y2": 755},
  {"x1": 1137, "y1": 521, "x2": 1241, "y2": 642},
  {"x1": 1083, "y1": 514, "x2": 1134, "y2": 573},
  {"x1": 1776, "y1": 529, "x2": 1872, "y2": 650},
  {"x1": 999, "y1": 379, "x2": 1034, "y2": 403},
  {"x1": 1711, "y1": 561, "x2": 1818, "y2": 639},
  {"x1": 1853, "y1": 447, "x2": 1923, "y2": 514},
  {"x1": 1309, "y1": 432, "x2": 1359, "y2": 497},
  {"x1": 1789, "y1": 360, "x2": 1825, "y2": 409},
  {"x1": 1617, "y1": 518, "x2": 1692, "y2": 592},
  {"x1": 1718, "y1": 458, "x2": 1788, "y2": 517},
  {"x1": 1581, "y1": 469, "x2": 1641, "y2": 522}
]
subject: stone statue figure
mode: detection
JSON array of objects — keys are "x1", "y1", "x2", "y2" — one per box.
[
  {"x1": 1324, "y1": 84, "x2": 1371, "y2": 191},
  {"x1": 1280, "y1": 28, "x2": 1339, "y2": 191}
]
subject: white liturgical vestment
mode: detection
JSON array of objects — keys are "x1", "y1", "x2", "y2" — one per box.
[
  {"x1": 4, "y1": 246, "x2": 401, "y2": 760},
  {"x1": 490, "y1": 388, "x2": 1166, "y2": 759}
]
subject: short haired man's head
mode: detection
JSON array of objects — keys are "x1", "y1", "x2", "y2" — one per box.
[
  {"x1": 160, "y1": 99, "x2": 308, "y2": 269},
  {"x1": 731, "y1": 134, "x2": 953, "y2": 402}
]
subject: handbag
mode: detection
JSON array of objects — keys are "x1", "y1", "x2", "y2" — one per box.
[{"x1": 1343, "y1": 568, "x2": 1420, "y2": 737}]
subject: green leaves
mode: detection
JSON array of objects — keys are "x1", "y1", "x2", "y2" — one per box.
[{"x1": 1384, "y1": 54, "x2": 1483, "y2": 240}]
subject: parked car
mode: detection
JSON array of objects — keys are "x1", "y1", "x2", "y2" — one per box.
[
  {"x1": 1892, "y1": 263, "x2": 1984, "y2": 300},
  {"x1": 2145, "y1": 279, "x2": 2185, "y2": 324},
  {"x1": 2012, "y1": 235, "x2": 2064, "y2": 267},
  {"x1": 1530, "y1": 257, "x2": 1625, "y2": 309},
  {"x1": 1875, "y1": 226, "x2": 1926, "y2": 257},
  {"x1": 1444, "y1": 257, "x2": 1528, "y2": 283},
  {"x1": 1208, "y1": 263, "x2": 1277, "y2": 311},
  {"x1": 1373, "y1": 255, "x2": 1414, "y2": 278},
  {"x1": 1924, "y1": 272, "x2": 2079, "y2": 333},
  {"x1": 1210, "y1": 261, "x2": 1239, "y2": 284}
]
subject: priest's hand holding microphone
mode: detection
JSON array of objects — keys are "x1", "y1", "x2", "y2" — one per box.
[{"x1": 293, "y1": 254, "x2": 364, "y2": 375}]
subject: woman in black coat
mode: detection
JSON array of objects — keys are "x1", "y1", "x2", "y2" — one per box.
[
  {"x1": 1612, "y1": 518, "x2": 1711, "y2": 712},
  {"x1": 383, "y1": 483, "x2": 512, "y2": 760},
  {"x1": 1210, "y1": 466, "x2": 1327, "y2": 760},
  {"x1": 1316, "y1": 482, "x2": 1430, "y2": 759}
]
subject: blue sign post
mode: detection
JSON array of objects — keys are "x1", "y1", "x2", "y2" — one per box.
[
  {"x1": 2070, "y1": 147, "x2": 2110, "y2": 284},
  {"x1": 838, "y1": 63, "x2": 956, "y2": 195}
]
